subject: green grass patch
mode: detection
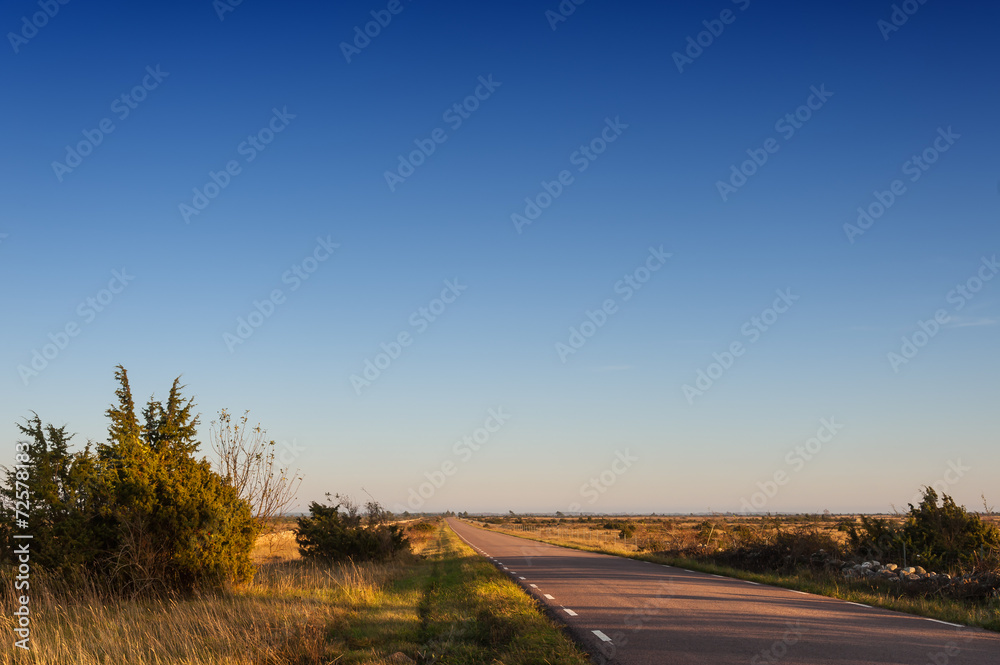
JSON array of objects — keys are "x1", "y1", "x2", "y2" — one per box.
[{"x1": 331, "y1": 522, "x2": 592, "y2": 664}]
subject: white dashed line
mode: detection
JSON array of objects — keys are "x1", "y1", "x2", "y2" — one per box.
[
  {"x1": 790, "y1": 590, "x2": 809, "y2": 595},
  {"x1": 564, "y1": 608, "x2": 578, "y2": 617},
  {"x1": 519, "y1": 576, "x2": 526, "y2": 580},
  {"x1": 711, "y1": 574, "x2": 724, "y2": 578},
  {"x1": 925, "y1": 618, "x2": 963, "y2": 628},
  {"x1": 592, "y1": 630, "x2": 613, "y2": 642},
  {"x1": 544, "y1": 594, "x2": 555, "y2": 600},
  {"x1": 745, "y1": 581, "x2": 760, "y2": 586},
  {"x1": 529, "y1": 584, "x2": 538, "y2": 588},
  {"x1": 846, "y1": 602, "x2": 871, "y2": 608}
]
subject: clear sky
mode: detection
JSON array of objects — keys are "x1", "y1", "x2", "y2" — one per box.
[{"x1": 2, "y1": 0, "x2": 998, "y2": 515}]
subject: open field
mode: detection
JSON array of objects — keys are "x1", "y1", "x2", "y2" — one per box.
[
  {"x1": 473, "y1": 513, "x2": 1000, "y2": 558},
  {"x1": 477, "y1": 514, "x2": 906, "y2": 550},
  {"x1": 467, "y1": 514, "x2": 1000, "y2": 632},
  {"x1": 0, "y1": 520, "x2": 590, "y2": 664}
]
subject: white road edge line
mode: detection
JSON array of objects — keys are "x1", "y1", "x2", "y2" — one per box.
[
  {"x1": 544, "y1": 594, "x2": 555, "y2": 600},
  {"x1": 530, "y1": 584, "x2": 538, "y2": 588},
  {"x1": 564, "y1": 609, "x2": 578, "y2": 617},
  {"x1": 592, "y1": 630, "x2": 613, "y2": 643}
]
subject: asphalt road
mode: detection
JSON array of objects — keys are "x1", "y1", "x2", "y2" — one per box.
[{"x1": 446, "y1": 518, "x2": 1000, "y2": 665}]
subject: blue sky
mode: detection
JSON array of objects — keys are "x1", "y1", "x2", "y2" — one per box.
[{"x1": 2, "y1": 0, "x2": 998, "y2": 514}]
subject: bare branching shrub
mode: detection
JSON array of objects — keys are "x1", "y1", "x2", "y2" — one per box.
[{"x1": 210, "y1": 409, "x2": 303, "y2": 526}]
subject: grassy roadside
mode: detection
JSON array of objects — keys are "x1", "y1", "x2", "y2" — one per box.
[
  {"x1": 0, "y1": 522, "x2": 591, "y2": 664},
  {"x1": 355, "y1": 522, "x2": 592, "y2": 664},
  {"x1": 473, "y1": 522, "x2": 1000, "y2": 633},
  {"x1": 1, "y1": 542, "x2": 406, "y2": 664}
]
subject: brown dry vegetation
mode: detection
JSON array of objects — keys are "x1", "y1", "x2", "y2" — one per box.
[{"x1": 1, "y1": 523, "x2": 415, "y2": 664}]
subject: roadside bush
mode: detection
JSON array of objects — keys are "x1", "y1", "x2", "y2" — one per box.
[
  {"x1": 0, "y1": 366, "x2": 258, "y2": 594},
  {"x1": 901, "y1": 487, "x2": 1000, "y2": 571},
  {"x1": 838, "y1": 515, "x2": 902, "y2": 562},
  {"x1": 295, "y1": 495, "x2": 409, "y2": 563},
  {"x1": 837, "y1": 488, "x2": 1000, "y2": 572},
  {"x1": 0, "y1": 366, "x2": 256, "y2": 595},
  {"x1": 95, "y1": 367, "x2": 258, "y2": 592},
  {"x1": 707, "y1": 527, "x2": 843, "y2": 572},
  {"x1": 1, "y1": 417, "x2": 99, "y2": 577},
  {"x1": 411, "y1": 521, "x2": 437, "y2": 532},
  {"x1": 603, "y1": 520, "x2": 636, "y2": 536}
]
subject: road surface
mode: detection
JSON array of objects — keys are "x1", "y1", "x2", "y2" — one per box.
[{"x1": 446, "y1": 518, "x2": 1000, "y2": 665}]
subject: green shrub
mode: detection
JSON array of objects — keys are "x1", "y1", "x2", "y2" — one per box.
[
  {"x1": 1, "y1": 417, "x2": 99, "y2": 576},
  {"x1": 618, "y1": 524, "x2": 637, "y2": 539},
  {"x1": 295, "y1": 495, "x2": 409, "y2": 563},
  {"x1": 838, "y1": 515, "x2": 902, "y2": 562},
  {"x1": 411, "y1": 521, "x2": 437, "y2": 532},
  {"x1": 901, "y1": 487, "x2": 1000, "y2": 570},
  {"x1": 837, "y1": 489, "x2": 1000, "y2": 571},
  {"x1": 0, "y1": 366, "x2": 258, "y2": 594}
]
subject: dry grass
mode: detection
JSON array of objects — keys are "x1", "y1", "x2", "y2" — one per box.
[
  {"x1": 0, "y1": 519, "x2": 590, "y2": 664},
  {"x1": 252, "y1": 528, "x2": 302, "y2": 565},
  {"x1": 0, "y1": 525, "x2": 419, "y2": 664}
]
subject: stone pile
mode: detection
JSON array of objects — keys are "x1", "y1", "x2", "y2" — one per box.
[
  {"x1": 840, "y1": 560, "x2": 945, "y2": 582},
  {"x1": 805, "y1": 550, "x2": 1000, "y2": 599}
]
